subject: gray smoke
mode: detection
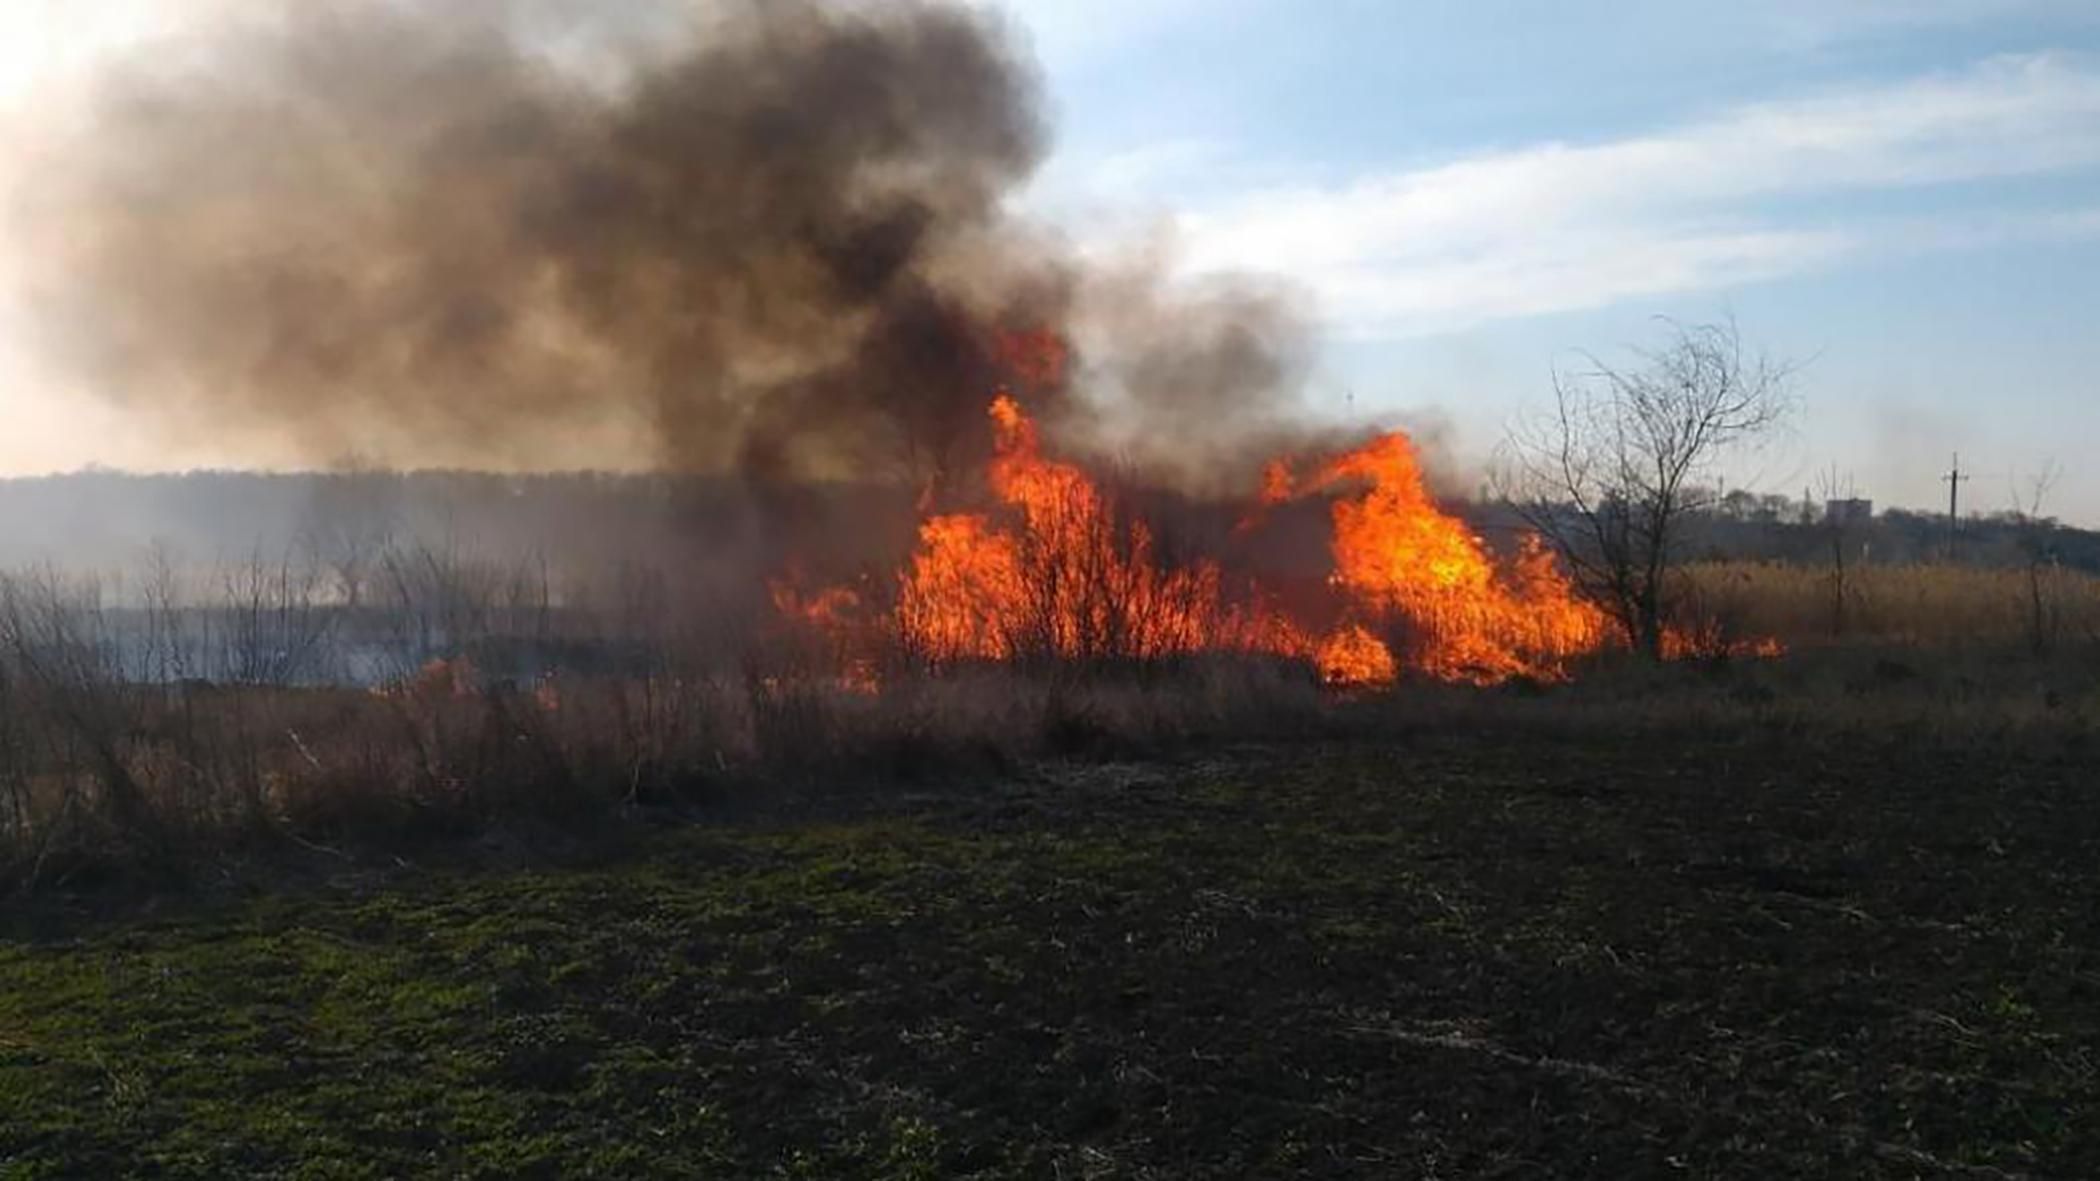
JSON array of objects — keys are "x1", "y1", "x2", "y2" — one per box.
[{"x1": 12, "y1": 0, "x2": 1311, "y2": 498}]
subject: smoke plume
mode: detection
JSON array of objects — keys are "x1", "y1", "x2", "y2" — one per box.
[{"x1": 13, "y1": 0, "x2": 1312, "y2": 494}]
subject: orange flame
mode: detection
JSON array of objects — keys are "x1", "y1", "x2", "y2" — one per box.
[
  {"x1": 1659, "y1": 622, "x2": 1787, "y2": 662},
  {"x1": 899, "y1": 395, "x2": 1225, "y2": 663},
  {"x1": 1235, "y1": 457, "x2": 1296, "y2": 536},
  {"x1": 1291, "y1": 431, "x2": 1608, "y2": 684},
  {"x1": 770, "y1": 582, "x2": 864, "y2": 630},
  {"x1": 1314, "y1": 622, "x2": 1397, "y2": 687},
  {"x1": 769, "y1": 579, "x2": 881, "y2": 692},
  {"x1": 887, "y1": 400, "x2": 1607, "y2": 682},
  {"x1": 777, "y1": 390, "x2": 1769, "y2": 687},
  {"x1": 993, "y1": 327, "x2": 1069, "y2": 390}
]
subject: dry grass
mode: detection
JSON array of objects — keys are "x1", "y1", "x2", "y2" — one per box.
[
  {"x1": 0, "y1": 631, "x2": 1331, "y2": 891},
  {"x1": 12, "y1": 636, "x2": 2098, "y2": 894},
  {"x1": 1682, "y1": 558, "x2": 2100, "y2": 651},
  {"x1": 6, "y1": 551, "x2": 2100, "y2": 892}
]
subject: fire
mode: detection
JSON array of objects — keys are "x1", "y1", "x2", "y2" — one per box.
[
  {"x1": 778, "y1": 378, "x2": 1766, "y2": 687},
  {"x1": 769, "y1": 579, "x2": 880, "y2": 692},
  {"x1": 993, "y1": 327, "x2": 1069, "y2": 390},
  {"x1": 1659, "y1": 622, "x2": 1787, "y2": 662},
  {"x1": 877, "y1": 396, "x2": 1607, "y2": 683},
  {"x1": 1285, "y1": 432, "x2": 1608, "y2": 684},
  {"x1": 1235, "y1": 458, "x2": 1295, "y2": 536},
  {"x1": 770, "y1": 582, "x2": 863, "y2": 630},
  {"x1": 898, "y1": 395, "x2": 1226, "y2": 663},
  {"x1": 1315, "y1": 623, "x2": 1397, "y2": 687}
]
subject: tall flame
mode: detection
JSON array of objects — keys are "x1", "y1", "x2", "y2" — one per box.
[
  {"x1": 898, "y1": 395, "x2": 1227, "y2": 664},
  {"x1": 885, "y1": 396, "x2": 1606, "y2": 683},
  {"x1": 780, "y1": 385, "x2": 1764, "y2": 688},
  {"x1": 1296, "y1": 432, "x2": 1607, "y2": 684}
]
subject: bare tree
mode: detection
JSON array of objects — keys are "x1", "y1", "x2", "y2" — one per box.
[
  {"x1": 217, "y1": 548, "x2": 337, "y2": 687},
  {"x1": 298, "y1": 465, "x2": 401, "y2": 610},
  {"x1": 1498, "y1": 319, "x2": 1795, "y2": 657},
  {"x1": 2010, "y1": 461, "x2": 2063, "y2": 655},
  {"x1": 1816, "y1": 464, "x2": 1864, "y2": 639}
]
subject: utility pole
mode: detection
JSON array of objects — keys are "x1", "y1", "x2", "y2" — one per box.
[{"x1": 1942, "y1": 452, "x2": 1971, "y2": 561}]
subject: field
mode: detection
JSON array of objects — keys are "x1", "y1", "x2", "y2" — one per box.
[
  {"x1": 1681, "y1": 560, "x2": 2100, "y2": 652},
  {"x1": 11, "y1": 1, "x2": 2099, "y2": 1174},
  {"x1": 5, "y1": 726, "x2": 2095, "y2": 1179}
]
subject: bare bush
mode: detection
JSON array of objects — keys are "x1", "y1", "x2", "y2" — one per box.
[
  {"x1": 215, "y1": 549, "x2": 339, "y2": 687},
  {"x1": 0, "y1": 571, "x2": 163, "y2": 874},
  {"x1": 2011, "y1": 463, "x2": 2067, "y2": 655},
  {"x1": 1500, "y1": 319, "x2": 1795, "y2": 656}
]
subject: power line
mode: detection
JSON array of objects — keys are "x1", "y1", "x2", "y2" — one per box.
[{"x1": 1942, "y1": 452, "x2": 1971, "y2": 559}]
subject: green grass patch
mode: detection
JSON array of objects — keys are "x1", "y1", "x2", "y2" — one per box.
[{"x1": 4, "y1": 735, "x2": 2097, "y2": 1177}]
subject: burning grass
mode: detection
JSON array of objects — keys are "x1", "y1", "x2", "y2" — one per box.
[
  {"x1": 4, "y1": 620, "x2": 2095, "y2": 897},
  {"x1": 1277, "y1": 431, "x2": 1607, "y2": 682},
  {"x1": 8, "y1": 488, "x2": 2098, "y2": 895},
  {"x1": 0, "y1": 381, "x2": 2083, "y2": 895},
  {"x1": 793, "y1": 394, "x2": 1618, "y2": 688},
  {"x1": 895, "y1": 397, "x2": 1228, "y2": 665}
]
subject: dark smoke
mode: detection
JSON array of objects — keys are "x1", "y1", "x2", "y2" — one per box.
[
  {"x1": 1064, "y1": 263, "x2": 1315, "y2": 497},
  {"x1": 14, "y1": 0, "x2": 1308, "y2": 495}
]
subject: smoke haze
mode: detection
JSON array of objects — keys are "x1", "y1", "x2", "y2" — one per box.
[{"x1": 12, "y1": 0, "x2": 1313, "y2": 495}]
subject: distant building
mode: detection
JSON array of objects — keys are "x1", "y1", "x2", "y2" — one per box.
[{"x1": 1824, "y1": 498, "x2": 1873, "y2": 527}]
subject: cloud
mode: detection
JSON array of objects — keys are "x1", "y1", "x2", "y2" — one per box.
[
  {"x1": 1301, "y1": 227, "x2": 1856, "y2": 340},
  {"x1": 1105, "y1": 53, "x2": 2100, "y2": 337},
  {"x1": 1748, "y1": 0, "x2": 2100, "y2": 48}
]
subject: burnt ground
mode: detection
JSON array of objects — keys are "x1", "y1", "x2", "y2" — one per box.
[{"x1": 2, "y1": 731, "x2": 2096, "y2": 1178}]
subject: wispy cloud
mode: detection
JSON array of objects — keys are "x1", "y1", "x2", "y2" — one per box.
[
  {"x1": 1089, "y1": 53, "x2": 2100, "y2": 337},
  {"x1": 1747, "y1": 0, "x2": 2100, "y2": 49}
]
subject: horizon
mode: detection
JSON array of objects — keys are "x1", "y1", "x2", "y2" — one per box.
[
  {"x1": 3, "y1": 2, "x2": 2098, "y2": 524},
  {"x1": 0, "y1": 466, "x2": 2072, "y2": 536}
]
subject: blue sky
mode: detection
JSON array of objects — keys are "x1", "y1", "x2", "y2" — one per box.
[
  {"x1": 2, "y1": 1, "x2": 2098, "y2": 520},
  {"x1": 1005, "y1": 0, "x2": 2100, "y2": 520}
]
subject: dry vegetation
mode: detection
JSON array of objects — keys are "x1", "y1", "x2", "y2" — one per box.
[
  {"x1": 1, "y1": 546, "x2": 2096, "y2": 892},
  {"x1": 1683, "y1": 559, "x2": 2100, "y2": 652},
  {"x1": 4, "y1": 547, "x2": 2098, "y2": 1177},
  {"x1": 0, "y1": 553, "x2": 1338, "y2": 891}
]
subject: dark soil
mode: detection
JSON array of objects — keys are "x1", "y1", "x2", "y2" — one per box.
[{"x1": 3, "y1": 733, "x2": 2095, "y2": 1178}]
